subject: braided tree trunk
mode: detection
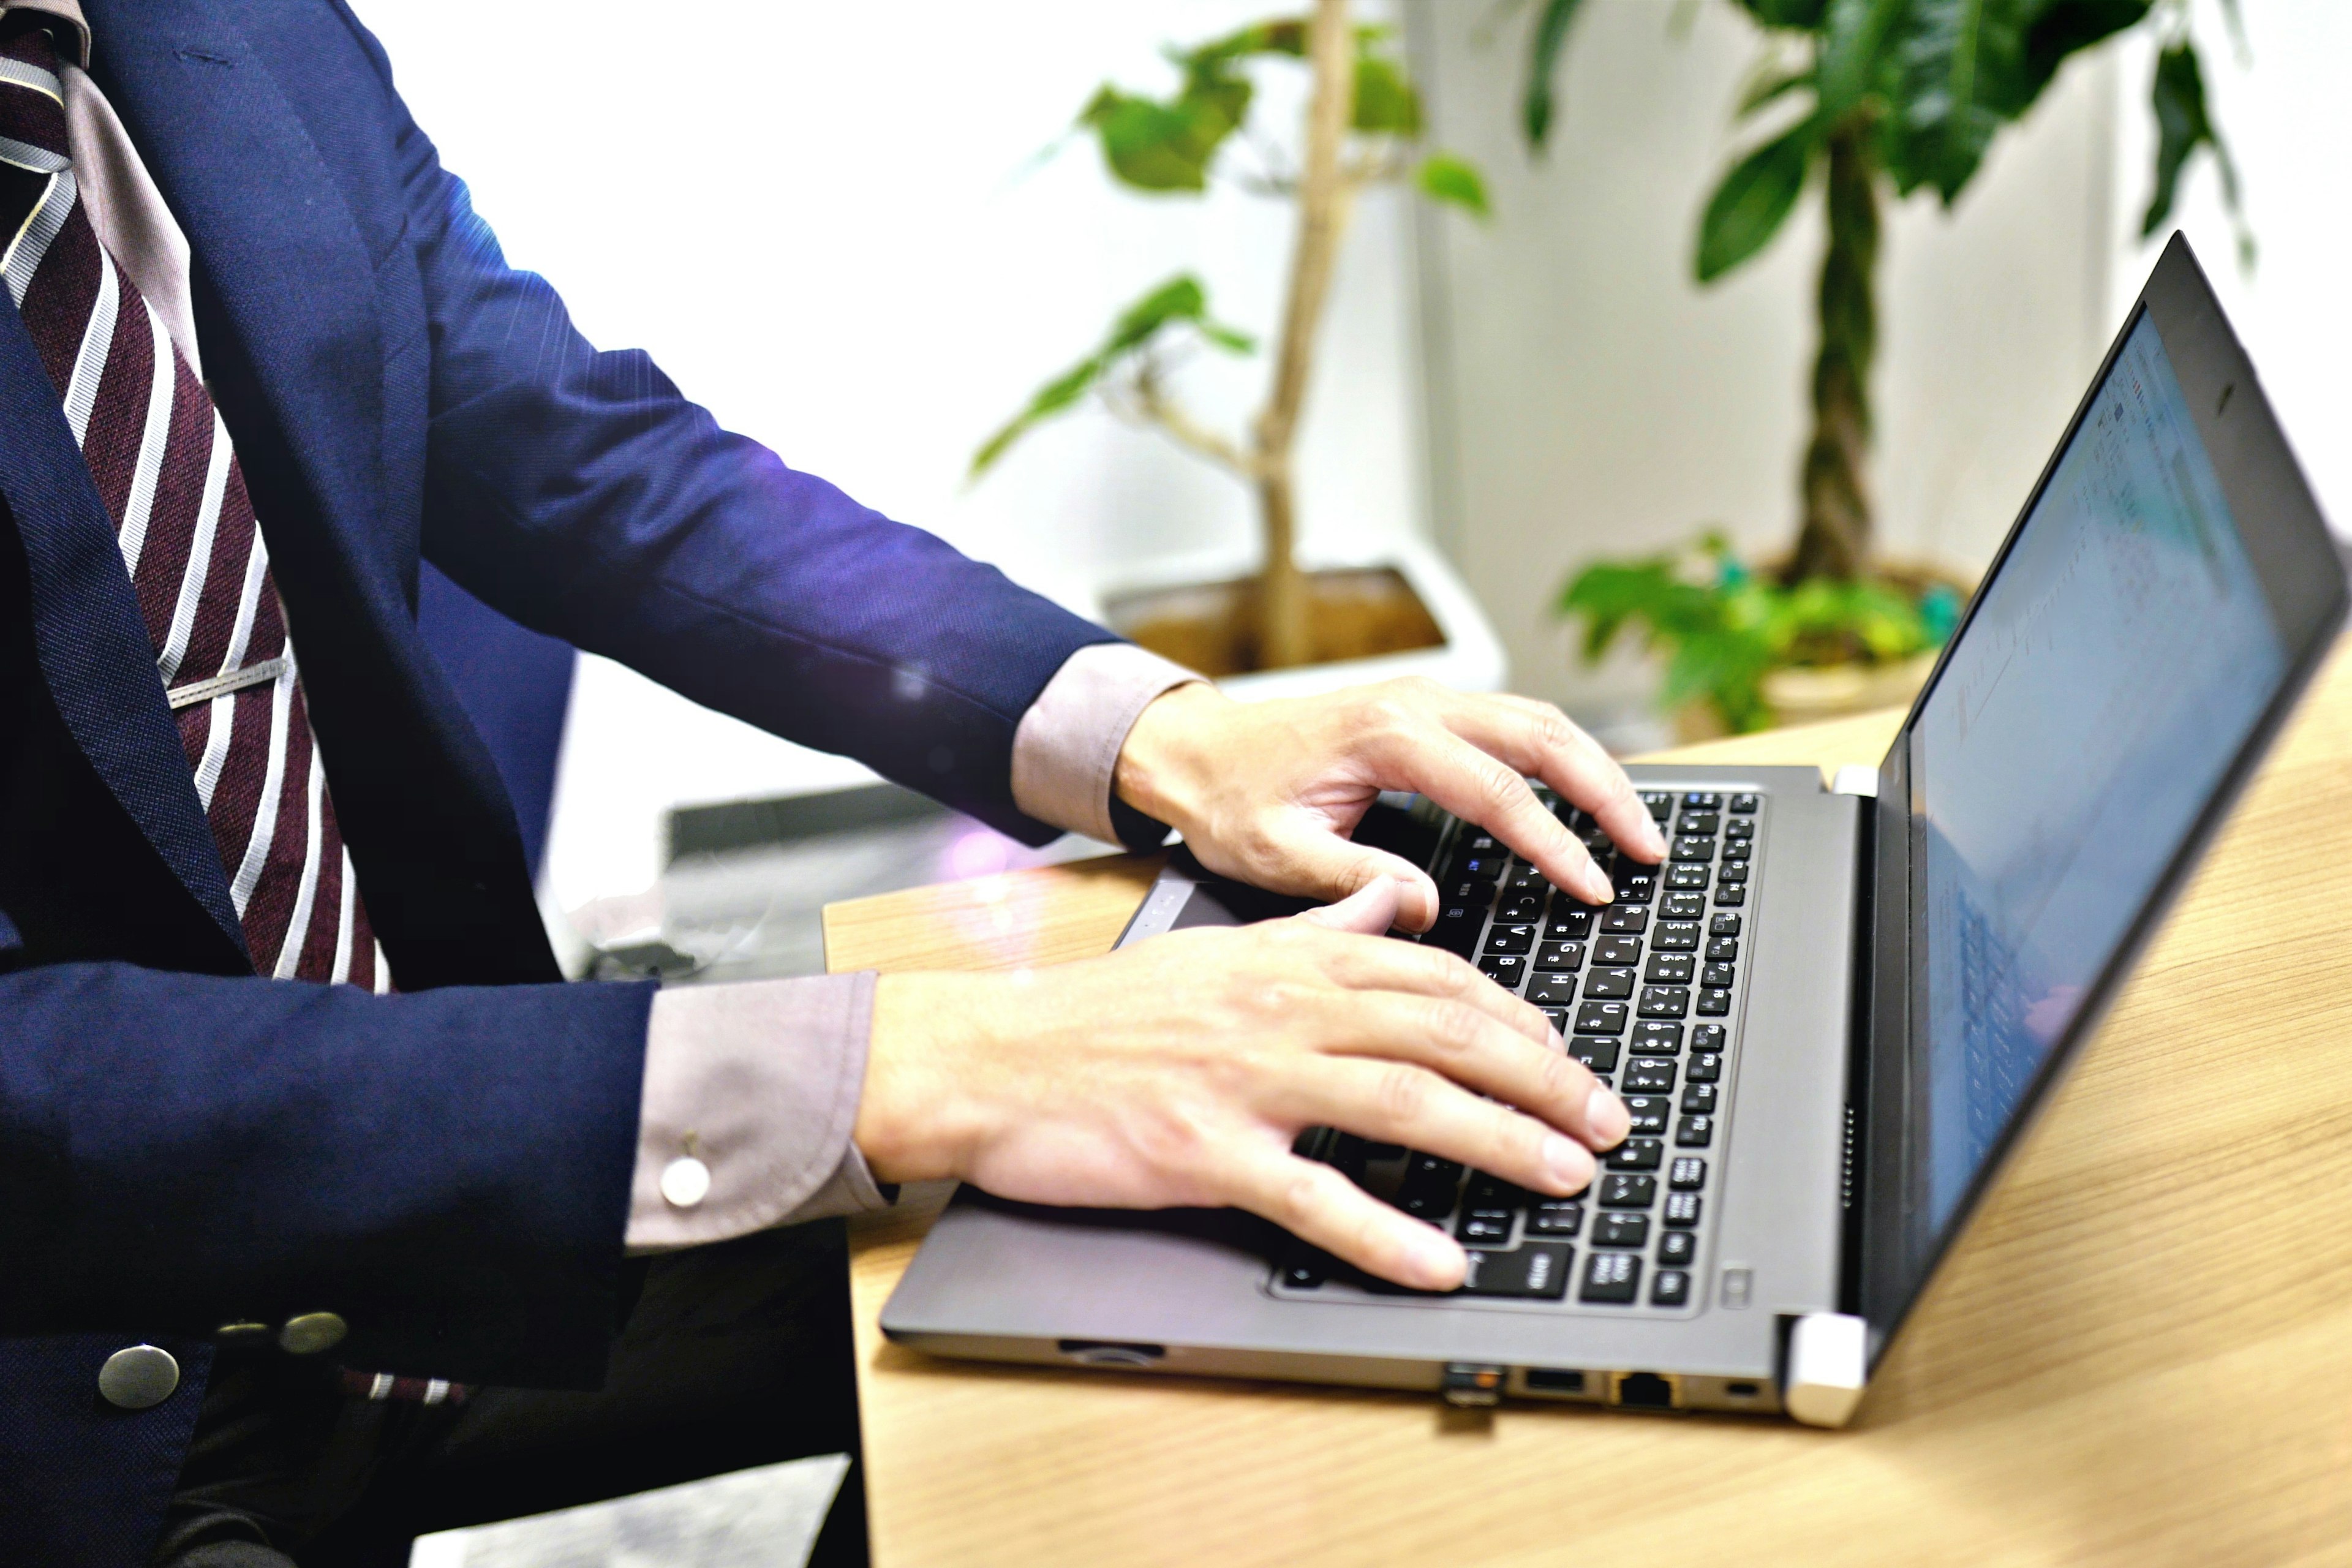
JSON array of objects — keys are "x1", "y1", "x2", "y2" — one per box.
[{"x1": 1785, "y1": 119, "x2": 1880, "y2": 584}]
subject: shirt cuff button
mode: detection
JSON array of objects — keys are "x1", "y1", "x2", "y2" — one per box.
[{"x1": 660, "y1": 1155, "x2": 712, "y2": 1209}]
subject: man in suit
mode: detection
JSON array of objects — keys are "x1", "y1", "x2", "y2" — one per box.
[{"x1": 0, "y1": 2, "x2": 1657, "y2": 1561}]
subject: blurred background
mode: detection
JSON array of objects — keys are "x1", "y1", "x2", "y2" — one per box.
[{"x1": 366, "y1": 0, "x2": 2348, "y2": 982}]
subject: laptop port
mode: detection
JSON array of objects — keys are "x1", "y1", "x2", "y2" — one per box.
[
  {"x1": 1612, "y1": 1371, "x2": 1680, "y2": 1410},
  {"x1": 1056, "y1": 1340, "x2": 1164, "y2": 1367},
  {"x1": 1725, "y1": 1381, "x2": 1762, "y2": 1398},
  {"x1": 1523, "y1": 1368, "x2": 1586, "y2": 1395}
]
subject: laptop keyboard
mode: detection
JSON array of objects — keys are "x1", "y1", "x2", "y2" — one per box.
[{"x1": 1272, "y1": 786, "x2": 1764, "y2": 1313}]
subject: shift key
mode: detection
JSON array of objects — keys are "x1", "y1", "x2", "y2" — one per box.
[{"x1": 1460, "y1": 1242, "x2": 1572, "y2": 1300}]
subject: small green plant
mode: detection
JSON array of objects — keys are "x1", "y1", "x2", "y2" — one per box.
[
  {"x1": 970, "y1": 4, "x2": 1489, "y2": 670},
  {"x1": 1562, "y1": 535, "x2": 1961, "y2": 733}
]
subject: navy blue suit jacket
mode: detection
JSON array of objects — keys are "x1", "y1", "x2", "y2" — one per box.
[{"x1": 0, "y1": 2, "x2": 1115, "y2": 1558}]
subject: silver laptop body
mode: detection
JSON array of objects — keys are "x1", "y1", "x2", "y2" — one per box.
[{"x1": 880, "y1": 238, "x2": 2347, "y2": 1425}]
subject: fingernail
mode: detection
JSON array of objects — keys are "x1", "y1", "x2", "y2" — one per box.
[
  {"x1": 1644, "y1": 822, "x2": 1669, "y2": 858},
  {"x1": 1585, "y1": 868, "x2": 1615, "y2": 904},
  {"x1": 1409, "y1": 1224, "x2": 1465, "y2": 1287},
  {"x1": 1543, "y1": 1133, "x2": 1597, "y2": 1191},
  {"x1": 1587, "y1": 1085, "x2": 1631, "y2": 1147}
]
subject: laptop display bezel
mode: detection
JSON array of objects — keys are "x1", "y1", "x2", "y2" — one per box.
[{"x1": 1850, "y1": 235, "x2": 2350, "y2": 1365}]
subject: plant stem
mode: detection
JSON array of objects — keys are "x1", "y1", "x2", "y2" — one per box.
[
  {"x1": 1252, "y1": 0, "x2": 1355, "y2": 669},
  {"x1": 1787, "y1": 116, "x2": 1880, "y2": 584}
]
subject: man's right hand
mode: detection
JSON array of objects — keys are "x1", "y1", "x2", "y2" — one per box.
[{"x1": 853, "y1": 881, "x2": 1632, "y2": 1292}]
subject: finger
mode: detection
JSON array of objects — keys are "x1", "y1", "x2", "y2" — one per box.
[
  {"x1": 1295, "y1": 877, "x2": 1405, "y2": 935},
  {"x1": 1276, "y1": 924, "x2": 1553, "y2": 1046},
  {"x1": 1268, "y1": 827, "x2": 1440, "y2": 932},
  {"x1": 1453, "y1": 693, "x2": 1665, "y2": 864},
  {"x1": 1368, "y1": 720, "x2": 1614, "y2": 904},
  {"x1": 1292, "y1": 987, "x2": 1628, "y2": 1148},
  {"x1": 1223, "y1": 1145, "x2": 1466, "y2": 1291},
  {"x1": 1280, "y1": 1055, "x2": 1600, "y2": 1199}
]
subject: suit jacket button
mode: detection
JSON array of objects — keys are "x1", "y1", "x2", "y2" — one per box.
[
  {"x1": 279, "y1": 1313, "x2": 349, "y2": 1356},
  {"x1": 98, "y1": 1344, "x2": 180, "y2": 1410}
]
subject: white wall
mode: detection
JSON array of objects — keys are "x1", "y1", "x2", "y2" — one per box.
[
  {"x1": 1406, "y1": 0, "x2": 2124, "y2": 742},
  {"x1": 356, "y1": 1, "x2": 1434, "y2": 908},
  {"x1": 2107, "y1": 1, "x2": 2352, "y2": 533}
]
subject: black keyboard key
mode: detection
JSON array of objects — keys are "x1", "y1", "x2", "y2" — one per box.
[
  {"x1": 1692, "y1": 1024, "x2": 1727, "y2": 1049},
  {"x1": 1667, "y1": 864, "x2": 1711, "y2": 890},
  {"x1": 1689, "y1": 1052, "x2": 1723, "y2": 1082},
  {"x1": 1453, "y1": 854, "x2": 1508, "y2": 883},
  {"x1": 1593, "y1": 1212, "x2": 1649, "y2": 1247},
  {"x1": 1708, "y1": 915, "x2": 1741, "y2": 937},
  {"x1": 1482, "y1": 923, "x2": 1537, "y2": 956},
  {"x1": 1427, "y1": 907, "x2": 1483, "y2": 957},
  {"x1": 1282, "y1": 1251, "x2": 1328, "y2": 1289},
  {"x1": 1526, "y1": 976, "x2": 1578, "y2": 1008},
  {"x1": 1624, "y1": 1059, "x2": 1678, "y2": 1092},
  {"x1": 1442, "y1": 879, "x2": 1493, "y2": 907},
  {"x1": 1594, "y1": 935, "x2": 1642, "y2": 965},
  {"x1": 1496, "y1": 894, "x2": 1545, "y2": 924},
  {"x1": 1621, "y1": 1096, "x2": 1670, "y2": 1136},
  {"x1": 1676, "y1": 1116, "x2": 1715, "y2": 1148},
  {"x1": 1663, "y1": 1192, "x2": 1702, "y2": 1228},
  {"x1": 1477, "y1": 954, "x2": 1529, "y2": 989},
  {"x1": 1599, "y1": 1174, "x2": 1657, "y2": 1207},
  {"x1": 1641, "y1": 791, "x2": 1675, "y2": 822},
  {"x1": 1548, "y1": 906, "x2": 1596, "y2": 940},
  {"x1": 1669, "y1": 1156, "x2": 1706, "y2": 1189},
  {"x1": 1410, "y1": 1153, "x2": 1464, "y2": 1184},
  {"x1": 1584, "y1": 967, "x2": 1635, "y2": 1000},
  {"x1": 1677, "y1": 812, "x2": 1720, "y2": 836},
  {"x1": 1682, "y1": 791, "x2": 1721, "y2": 809},
  {"x1": 1630, "y1": 1022, "x2": 1684, "y2": 1054},
  {"x1": 1399, "y1": 1188, "x2": 1452, "y2": 1219},
  {"x1": 1713, "y1": 886, "x2": 1745, "y2": 907},
  {"x1": 1725, "y1": 818, "x2": 1756, "y2": 840},
  {"x1": 1651, "y1": 1268, "x2": 1691, "y2": 1306},
  {"x1": 1457, "y1": 1210, "x2": 1515, "y2": 1246},
  {"x1": 1527, "y1": 1201, "x2": 1582, "y2": 1237},
  {"x1": 1637, "y1": 986, "x2": 1690, "y2": 1019},
  {"x1": 1464, "y1": 1174, "x2": 1525, "y2": 1207},
  {"x1": 1532, "y1": 940, "x2": 1586, "y2": 971},
  {"x1": 1606, "y1": 1138, "x2": 1663, "y2": 1172},
  {"x1": 1654, "y1": 921, "x2": 1700, "y2": 952},
  {"x1": 1645, "y1": 954, "x2": 1695, "y2": 984},
  {"x1": 1567, "y1": 1037, "x2": 1619, "y2": 1074},
  {"x1": 1580, "y1": 1251, "x2": 1640, "y2": 1303},
  {"x1": 1616, "y1": 870, "x2": 1656, "y2": 904},
  {"x1": 1681, "y1": 1085, "x2": 1718, "y2": 1115},
  {"x1": 1664, "y1": 891, "x2": 1706, "y2": 919},
  {"x1": 1718, "y1": 861, "x2": 1749, "y2": 884},
  {"x1": 1462, "y1": 1242, "x2": 1572, "y2": 1300},
  {"x1": 1574, "y1": 1001, "x2": 1628, "y2": 1035},
  {"x1": 1670, "y1": 836, "x2": 1716, "y2": 862},
  {"x1": 1658, "y1": 1230, "x2": 1697, "y2": 1265},
  {"x1": 1728, "y1": 793, "x2": 1758, "y2": 813},
  {"x1": 1706, "y1": 937, "x2": 1739, "y2": 962},
  {"x1": 1540, "y1": 1006, "x2": 1571, "y2": 1035},
  {"x1": 1695, "y1": 989, "x2": 1732, "y2": 1016},
  {"x1": 1602, "y1": 906, "x2": 1649, "y2": 934},
  {"x1": 1701, "y1": 963, "x2": 1736, "y2": 988},
  {"x1": 1505, "y1": 863, "x2": 1551, "y2": 892}
]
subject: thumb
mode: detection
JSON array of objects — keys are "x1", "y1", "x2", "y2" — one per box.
[
  {"x1": 1274, "y1": 829, "x2": 1439, "y2": 933},
  {"x1": 1295, "y1": 877, "x2": 1406, "y2": 935}
]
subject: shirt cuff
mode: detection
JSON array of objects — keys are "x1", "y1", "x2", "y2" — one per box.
[
  {"x1": 625, "y1": 971, "x2": 892, "y2": 1253},
  {"x1": 1009, "y1": 642, "x2": 1202, "y2": 846}
]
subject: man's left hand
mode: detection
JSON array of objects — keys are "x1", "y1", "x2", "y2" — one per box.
[{"x1": 1114, "y1": 677, "x2": 1667, "y2": 932}]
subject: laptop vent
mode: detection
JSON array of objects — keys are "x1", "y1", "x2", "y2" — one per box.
[{"x1": 1841, "y1": 1104, "x2": 1857, "y2": 1210}]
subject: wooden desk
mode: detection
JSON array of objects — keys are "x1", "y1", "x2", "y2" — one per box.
[{"x1": 824, "y1": 652, "x2": 2352, "y2": 1567}]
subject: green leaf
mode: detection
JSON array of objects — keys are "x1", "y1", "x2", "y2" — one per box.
[
  {"x1": 971, "y1": 274, "x2": 1253, "y2": 478},
  {"x1": 1354, "y1": 53, "x2": 1424, "y2": 135},
  {"x1": 1079, "y1": 83, "x2": 1246, "y2": 192},
  {"x1": 1736, "y1": 62, "x2": 1816, "y2": 118},
  {"x1": 1733, "y1": 0, "x2": 1831, "y2": 29},
  {"x1": 1814, "y1": 0, "x2": 1910, "y2": 127},
  {"x1": 1417, "y1": 153, "x2": 1491, "y2": 217},
  {"x1": 2142, "y1": 41, "x2": 2242, "y2": 238},
  {"x1": 1520, "y1": 0, "x2": 1593, "y2": 149},
  {"x1": 1695, "y1": 118, "x2": 1818, "y2": 282}
]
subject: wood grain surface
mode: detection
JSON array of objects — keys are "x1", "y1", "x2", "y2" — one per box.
[{"x1": 822, "y1": 651, "x2": 2352, "y2": 1567}]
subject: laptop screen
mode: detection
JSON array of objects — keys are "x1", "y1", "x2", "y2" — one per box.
[{"x1": 1912, "y1": 312, "x2": 2287, "y2": 1236}]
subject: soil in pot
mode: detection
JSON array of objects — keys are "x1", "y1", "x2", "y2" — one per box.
[{"x1": 1103, "y1": 566, "x2": 1446, "y2": 677}]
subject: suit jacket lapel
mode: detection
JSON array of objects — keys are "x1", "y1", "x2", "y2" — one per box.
[{"x1": 0, "y1": 299, "x2": 246, "y2": 960}]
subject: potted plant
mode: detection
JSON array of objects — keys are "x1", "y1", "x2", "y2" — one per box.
[
  {"x1": 971, "y1": 2, "x2": 1504, "y2": 690},
  {"x1": 1523, "y1": 0, "x2": 2247, "y2": 734}
]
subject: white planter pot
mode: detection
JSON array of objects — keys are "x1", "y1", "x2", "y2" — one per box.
[{"x1": 1080, "y1": 535, "x2": 1508, "y2": 702}]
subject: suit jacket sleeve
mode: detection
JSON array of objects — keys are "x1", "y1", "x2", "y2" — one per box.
[{"x1": 360, "y1": 29, "x2": 1115, "y2": 845}]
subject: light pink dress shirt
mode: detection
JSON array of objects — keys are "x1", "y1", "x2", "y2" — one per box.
[{"x1": 8, "y1": 0, "x2": 1201, "y2": 1250}]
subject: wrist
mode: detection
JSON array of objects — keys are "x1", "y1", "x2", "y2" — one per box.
[
  {"x1": 856, "y1": 971, "x2": 999, "y2": 1184},
  {"x1": 1112, "y1": 679, "x2": 1227, "y2": 830}
]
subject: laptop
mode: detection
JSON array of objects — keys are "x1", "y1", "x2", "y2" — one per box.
[{"x1": 880, "y1": 236, "x2": 2348, "y2": 1425}]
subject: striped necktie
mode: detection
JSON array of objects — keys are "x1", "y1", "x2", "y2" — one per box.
[{"x1": 0, "y1": 21, "x2": 386, "y2": 989}]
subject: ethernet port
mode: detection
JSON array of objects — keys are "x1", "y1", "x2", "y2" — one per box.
[{"x1": 1613, "y1": 1371, "x2": 1678, "y2": 1410}]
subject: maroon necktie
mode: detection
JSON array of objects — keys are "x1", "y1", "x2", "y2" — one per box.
[{"x1": 0, "y1": 22, "x2": 385, "y2": 989}]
